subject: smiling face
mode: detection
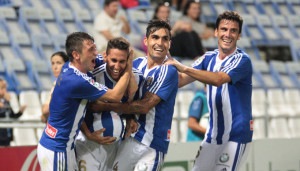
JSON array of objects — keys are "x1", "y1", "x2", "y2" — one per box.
[
  {"x1": 144, "y1": 28, "x2": 170, "y2": 61},
  {"x1": 75, "y1": 39, "x2": 98, "y2": 73},
  {"x1": 51, "y1": 55, "x2": 65, "y2": 78},
  {"x1": 104, "y1": 48, "x2": 128, "y2": 81},
  {"x1": 215, "y1": 19, "x2": 241, "y2": 57}
]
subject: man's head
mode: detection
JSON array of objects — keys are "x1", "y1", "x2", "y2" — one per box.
[
  {"x1": 104, "y1": 0, "x2": 119, "y2": 18},
  {"x1": 66, "y1": 32, "x2": 98, "y2": 73},
  {"x1": 215, "y1": 11, "x2": 243, "y2": 55},
  {"x1": 144, "y1": 20, "x2": 171, "y2": 61},
  {"x1": 104, "y1": 37, "x2": 130, "y2": 81}
]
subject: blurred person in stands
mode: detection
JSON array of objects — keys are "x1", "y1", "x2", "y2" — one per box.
[
  {"x1": 75, "y1": 37, "x2": 143, "y2": 171},
  {"x1": 165, "y1": 11, "x2": 253, "y2": 170},
  {"x1": 37, "y1": 31, "x2": 132, "y2": 170},
  {"x1": 181, "y1": 0, "x2": 214, "y2": 40},
  {"x1": 41, "y1": 51, "x2": 68, "y2": 123},
  {"x1": 187, "y1": 84, "x2": 209, "y2": 142},
  {"x1": 90, "y1": 20, "x2": 178, "y2": 171},
  {"x1": 151, "y1": 2, "x2": 205, "y2": 60},
  {"x1": 0, "y1": 79, "x2": 26, "y2": 146},
  {"x1": 93, "y1": 0, "x2": 145, "y2": 58}
]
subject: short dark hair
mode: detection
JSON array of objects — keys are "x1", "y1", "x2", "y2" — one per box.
[
  {"x1": 104, "y1": 0, "x2": 118, "y2": 6},
  {"x1": 65, "y1": 32, "x2": 94, "y2": 62},
  {"x1": 216, "y1": 11, "x2": 243, "y2": 34},
  {"x1": 106, "y1": 37, "x2": 130, "y2": 57},
  {"x1": 146, "y1": 19, "x2": 172, "y2": 38},
  {"x1": 51, "y1": 51, "x2": 69, "y2": 62}
]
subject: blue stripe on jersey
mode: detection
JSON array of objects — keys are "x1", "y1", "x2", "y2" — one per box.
[
  {"x1": 207, "y1": 84, "x2": 213, "y2": 143},
  {"x1": 232, "y1": 143, "x2": 242, "y2": 171},
  {"x1": 54, "y1": 151, "x2": 57, "y2": 171},
  {"x1": 135, "y1": 114, "x2": 147, "y2": 141},
  {"x1": 101, "y1": 111, "x2": 114, "y2": 137},
  {"x1": 216, "y1": 85, "x2": 225, "y2": 144}
]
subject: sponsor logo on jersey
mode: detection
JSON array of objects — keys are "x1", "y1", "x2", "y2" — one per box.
[
  {"x1": 250, "y1": 120, "x2": 253, "y2": 131},
  {"x1": 45, "y1": 122, "x2": 58, "y2": 138},
  {"x1": 167, "y1": 129, "x2": 171, "y2": 140},
  {"x1": 192, "y1": 55, "x2": 205, "y2": 67},
  {"x1": 145, "y1": 76, "x2": 153, "y2": 88},
  {"x1": 219, "y1": 153, "x2": 229, "y2": 163}
]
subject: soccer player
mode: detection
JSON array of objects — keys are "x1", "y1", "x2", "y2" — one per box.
[
  {"x1": 75, "y1": 37, "x2": 143, "y2": 171},
  {"x1": 37, "y1": 32, "x2": 132, "y2": 170},
  {"x1": 90, "y1": 19, "x2": 178, "y2": 170},
  {"x1": 165, "y1": 11, "x2": 253, "y2": 170}
]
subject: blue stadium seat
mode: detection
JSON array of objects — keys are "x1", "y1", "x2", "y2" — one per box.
[
  {"x1": 28, "y1": 60, "x2": 53, "y2": 91},
  {"x1": 10, "y1": 32, "x2": 42, "y2": 62},
  {"x1": 269, "y1": 60, "x2": 299, "y2": 89},
  {"x1": 0, "y1": 58, "x2": 15, "y2": 91},
  {"x1": 238, "y1": 37, "x2": 261, "y2": 61},
  {"x1": 51, "y1": 34, "x2": 67, "y2": 52},
  {"x1": 31, "y1": 33, "x2": 57, "y2": 61},
  {"x1": 83, "y1": 0, "x2": 103, "y2": 10},
  {"x1": 43, "y1": 0, "x2": 68, "y2": 10},
  {"x1": 127, "y1": 6, "x2": 151, "y2": 35},
  {"x1": 38, "y1": 8, "x2": 68, "y2": 35},
  {"x1": 229, "y1": 0, "x2": 263, "y2": 15},
  {"x1": 252, "y1": 60, "x2": 282, "y2": 89},
  {"x1": 286, "y1": 61, "x2": 300, "y2": 87},
  {"x1": 271, "y1": 15, "x2": 298, "y2": 40},
  {"x1": 288, "y1": 0, "x2": 300, "y2": 15},
  {"x1": 73, "y1": 9, "x2": 94, "y2": 36},
  {"x1": 199, "y1": 0, "x2": 218, "y2": 24},
  {"x1": 0, "y1": 30, "x2": 20, "y2": 60},
  {"x1": 0, "y1": 7, "x2": 26, "y2": 34},
  {"x1": 241, "y1": 14, "x2": 265, "y2": 42},
  {"x1": 54, "y1": 9, "x2": 85, "y2": 34},
  {"x1": 66, "y1": 0, "x2": 90, "y2": 10},
  {"x1": 19, "y1": 7, "x2": 48, "y2": 35},
  {"x1": 287, "y1": 15, "x2": 300, "y2": 38}
]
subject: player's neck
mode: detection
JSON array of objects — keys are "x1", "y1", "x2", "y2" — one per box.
[
  {"x1": 70, "y1": 62, "x2": 87, "y2": 74},
  {"x1": 147, "y1": 56, "x2": 165, "y2": 69}
]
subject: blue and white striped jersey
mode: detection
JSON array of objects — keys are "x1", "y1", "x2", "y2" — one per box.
[
  {"x1": 192, "y1": 48, "x2": 253, "y2": 144},
  {"x1": 84, "y1": 63, "x2": 144, "y2": 138},
  {"x1": 132, "y1": 57, "x2": 178, "y2": 154},
  {"x1": 39, "y1": 55, "x2": 108, "y2": 152}
]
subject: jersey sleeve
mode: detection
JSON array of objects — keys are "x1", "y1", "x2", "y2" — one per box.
[
  {"x1": 148, "y1": 65, "x2": 178, "y2": 101},
  {"x1": 192, "y1": 53, "x2": 211, "y2": 70},
  {"x1": 95, "y1": 54, "x2": 104, "y2": 68},
  {"x1": 71, "y1": 75, "x2": 108, "y2": 101},
  {"x1": 188, "y1": 97, "x2": 203, "y2": 120},
  {"x1": 220, "y1": 54, "x2": 252, "y2": 84}
]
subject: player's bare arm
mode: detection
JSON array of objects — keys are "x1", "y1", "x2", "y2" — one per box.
[
  {"x1": 165, "y1": 57, "x2": 231, "y2": 87},
  {"x1": 188, "y1": 117, "x2": 206, "y2": 135},
  {"x1": 90, "y1": 92, "x2": 161, "y2": 115},
  {"x1": 99, "y1": 50, "x2": 133, "y2": 102},
  {"x1": 80, "y1": 120, "x2": 116, "y2": 145}
]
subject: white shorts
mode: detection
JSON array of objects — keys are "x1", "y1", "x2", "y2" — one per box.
[
  {"x1": 37, "y1": 143, "x2": 77, "y2": 171},
  {"x1": 75, "y1": 135, "x2": 120, "y2": 171},
  {"x1": 192, "y1": 141, "x2": 251, "y2": 171},
  {"x1": 112, "y1": 137, "x2": 164, "y2": 171}
]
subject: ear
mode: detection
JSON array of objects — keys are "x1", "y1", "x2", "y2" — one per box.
[
  {"x1": 103, "y1": 52, "x2": 108, "y2": 63},
  {"x1": 143, "y1": 36, "x2": 148, "y2": 47},
  {"x1": 214, "y1": 28, "x2": 218, "y2": 37},
  {"x1": 72, "y1": 51, "x2": 80, "y2": 60}
]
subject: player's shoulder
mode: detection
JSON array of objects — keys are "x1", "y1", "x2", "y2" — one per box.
[
  {"x1": 132, "y1": 67, "x2": 143, "y2": 76},
  {"x1": 92, "y1": 63, "x2": 106, "y2": 76}
]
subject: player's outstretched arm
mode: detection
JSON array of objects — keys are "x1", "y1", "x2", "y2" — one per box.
[
  {"x1": 80, "y1": 121, "x2": 116, "y2": 145},
  {"x1": 89, "y1": 92, "x2": 161, "y2": 115},
  {"x1": 99, "y1": 50, "x2": 133, "y2": 102}
]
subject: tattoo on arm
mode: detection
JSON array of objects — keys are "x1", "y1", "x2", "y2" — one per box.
[{"x1": 129, "y1": 92, "x2": 161, "y2": 114}]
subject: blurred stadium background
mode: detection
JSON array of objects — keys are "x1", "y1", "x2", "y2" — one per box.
[{"x1": 0, "y1": 0, "x2": 300, "y2": 170}]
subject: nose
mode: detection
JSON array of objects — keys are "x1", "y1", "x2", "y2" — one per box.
[{"x1": 114, "y1": 62, "x2": 120, "y2": 70}]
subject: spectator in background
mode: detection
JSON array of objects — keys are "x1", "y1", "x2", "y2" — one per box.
[
  {"x1": 0, "y1": 78, "x2": 26, "y2": 146},
  {"x1": 181, "y1": 0, "x2": 214, "y2": 40},
  {"x1": 151, "y1": 2, "x2": 205, "y2": 60},
  {"x1": 187, "y1": 84, "x2": 209, "y2": 142},
  {"x1": 93, "y1": 0, "x2": 145, "y2": 58},
  {"x1": 41, "y1": 51, "x2": 68, "y2": 123}
]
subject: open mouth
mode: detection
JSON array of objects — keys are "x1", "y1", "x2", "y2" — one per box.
[
  {"x1": 113, "y1": 70, "x2": 119, "y2": 74},
  {"x1": 92, "y1": 59, "x2": 96, "y2": 64},
  {"x1": 154, "y1": 46, "x2": 164, "y2": 52}
]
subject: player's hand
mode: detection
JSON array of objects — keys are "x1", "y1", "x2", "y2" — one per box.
[
  {"x1": 87, "y1": 128, "x2": 117, "y2": 145},
  {"x1": 164, "y1": 53, "x2": 186, "y2": 72},
  {"x1": 125, "y1": 119, "x2": 138, "y2": 137},
  {"x1": 125, "y1": 49, "x2": 133, "y2": 73}
]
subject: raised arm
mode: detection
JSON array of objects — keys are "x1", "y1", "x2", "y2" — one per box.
[
  {"x1": 165, "y1": 57, "x2": 231, "y2": 87},
  {"x1": 90, "y1": 92, "x2": 161, "y2": 115}
]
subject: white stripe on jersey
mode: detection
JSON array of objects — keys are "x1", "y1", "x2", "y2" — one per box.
[
  {"x1": 221, "y1": 83, "x2": 232, "y2": 143},
  {"x1": 141, "y1": 109, "x2": 155, "y2": 145},
  {"x1": 66, "y1": 99, "x2": 88, "y2": 150},
  {"x1": 223, "y1": 54, "x2": 242, "y2": 73},
  {"x1": 150, "y1": 65, "x2": 168, "y2": 94}
]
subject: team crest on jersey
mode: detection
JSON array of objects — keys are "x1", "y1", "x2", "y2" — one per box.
[
  {"x1": 145, "y1": 76, "x2": 153, "y2": 88},
  {"x1": 219, "y1": 153, "x2": 229, "y2": 163}
]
